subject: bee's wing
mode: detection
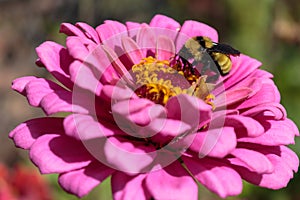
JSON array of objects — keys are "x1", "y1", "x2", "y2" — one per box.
[{"x1": 209, "y1": 43, "x2": 240, "y2": 56}]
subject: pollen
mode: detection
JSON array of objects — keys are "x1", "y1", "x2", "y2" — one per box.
[{"x1": 132, "y1": 56, "x2": 215, "y2": 108}]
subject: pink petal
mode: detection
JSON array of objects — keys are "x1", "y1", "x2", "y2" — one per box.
[
  {"x1": 125, "y1": 21, "x2": 142, "y2": 39},
  {"x1": 40, "y1": 89, "x2": 72, "y2": 115},
  {"x1": 180, "y1": 20, "x2": 218, "y2": 42},
  {"x1": 104, "y1": 136, "x2": 157, "y2": 174},
  {"x1": 229, "y1": 148, "x2": 274, "y2": 174},
  {"x1": 237, "y1": 80, "x2": 280, "y2": 109},
  {"x1": 63, "y1": 114, "x2": 124, "y2": 140},
  {"x1": 189, "y1": 127, "x2": 237, "y2": 158},
  {"x1": 184, "y1": 157, "x2": 243, "y2": 198},
  {"x1": 156, "y1": 36, "x2": 175, "y2": 60},
  {"x1": 145, "y1": 161, "x2": 198, "y2": 200},
  {"x1": 147, "y1": 118, "x2": 192, "y2": 144},
  {"x1": 100, "y1": 84, "x2": 138, "y2": 102},
  {"x1": 121, "y1": 36, "x2": 144, "y2": 64},
  {"x1": 242, "y1": 102, "x2": 287, "y2": 120},
  {"x1": 175, "y1": 20, "x2": 218, "y2": 53},
  {"x1": 101, "y1": 44, "x2": 134, "y2": 85},
  {"x1": 238, "y1": 119, "x2": 297, "y2": 145},
  {"x1": 30, "y1": 134, "x2": 93, "y2": 174},
  {"x1": 278, "y1": 146, "x2": 299, "y2": 172},
  {"x1": 60, "y1": 23, "x2": 87, "y2": 38},
  {"x1": 149, "y1": 14, "x2": 180, "y2": 41},
  {"x1": 36, "y1": 41, "x2": 73, "y2": 88},
  {"x1": 96, "y1": 20, "x2": 127, "y2": 54},
  {"x1": 23, "y1": 78, "x2": 70, "y2": 107},
  {"x1": 166, "y1": 94, "x2": 212, "y2": 129},
  {"x1": 150, "y1": 14, "x2": 181, "y2": 31},
  {"x1": 112, "y1": 173, "x2": 150, "y2": 200},
  {"x1": 223, "y1": 77, "x2": 263, "y2": 98},
  {"x1": 112, "y1": 98, "x2": 166, "y2": 127},
  {"x1": 69, "y1": 45, "x2": 119, "y2": 86},
  {"x1": 9, "y1": 117, "x2": 64, "y2": 149},
  {"x1": 96, "y1": 20, "x2": 127, "y2": 43},
  {"x1": 215, "y1": 87, "x2": 252, "y2": 109},
  {"x1": 224, "y1": 115, "x2": 264, "y2": 138},
  {"x1": 11, "y1": 76, "x2": 37, "y2": 95},
  {"x1": 224, "y1": 55, "x2": 262, "y2": 88},
  {"x1": 250, "y1": 68, "x2": 273, "y2": 79},
  {"x1": 233, "y1": 146, "x2": 297, "y2": 189},
  {"x1": 136, "y1": 25, "x2": 156, "y2": 57},
  {"x1": 76, "y1": 22, "x2": 100, "y2": 43},
  {"x1": 66, "y1": 36, "x2": 90, "y2": 61},
  {"x1": 59, "y1": 161, "x2": 114, "y2": 198}
]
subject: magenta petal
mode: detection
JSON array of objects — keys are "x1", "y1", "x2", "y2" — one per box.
[
  {"x1": 104, "y1": 137, "x2": 156, "y2": 174},
  {"x1": 184, "y1": 157, "x2": 243, "y2": 198},
  {"x1": 190, "y1": 127, "x2": 237, "y2": 158},
  {"x1": 71, "y1": 45, "x2": 119, "y2": 86},
  {"x1": 278, "y1": 146, "x2": 299, "y2": 172},
  {"x1": 180, "y1": 20, "x2": 218, "y2": 42},
  {"x1": 9, "y1": 117, "x2": 64, "y2": 149},
  {"x1": 63, "y1": 114, "x2": 124, "y2": 140},
  {"x1": 237, "y1": 80, "x2": 280, "y2": 109},
  {"x1": 238, "y1": 119, "x2": 297, "y2": 145},
  {"x1": 250, "y1": 68, "x2": 273, "y2": 79},
  {"x1": 24, "y1": 78, "x2": 70, "y2": 107},
  {"x1": 40, "y1": 90, "x2": 72, "y2": 115},
  {"x1": 112, "y1": 98, "x2": 166, "y2": 127},
  {"x1": 36, "y1": 41, "x2": 73, "y2": 88},
  {"x1": 101, "y1": 84, "x2": 138, "y2": 102},
  {"x1": 234, "y1": 146, "x2": 297, "y2": 189},
  {"x1": 242, "y1": 102, "x2": 287, "y2": 120},
  {"x1": 166, "y1": 94, "x2": 212, "y2": 129},
  {"x1": 96, "y1": 20, "x2": 127, "y2": 53},
  {"x1": 76, "y1": 22, "x2": 100, "y2": 44},
  {"x1": 96, "y1": 20, "x2": 127, "y2": 42},
  {"x1": 150, "y1": 118, "x2": 192, "y2": 143},
  {"x1": 101, "y1": 44, "x2": 133, "y2": 84},
  {"x1": 150, "y1": 14, "x2": 181, "y2": 31},
  {"x1": 121, "y1": 36, "x2": 144, "y2": 64},
  {"x1": 136, "y1": 25, "x2": 156, "y2": 56},
  {"x1": 145, "y1": 161, "x2": 198, "y2": 200},
  {"x1": 175, "y1": 20, "x2": 218, "y2": 53},
  {"x1": 215, "y1": 87, "x2": 252, "y2": 108},
  {"x1": 229, "y1": 148, "x2": 274, "y2": 174},
  {"x1": 225, "y1": 115, "x2": 264, "y2": 137},
  {"x1": 112, "y1": 173, "x2": 150, "y2": 200},
  {"x1": 149, "y1": 14, "x2": 180, "y2": 41},
  {"x1": 59, "y1": 161, "x2": 114, "y2": 198},
  {"x1": 12, "y1": 76, "x2": 37, "y2": 95},
  {"x1": 191, "y1": 157, "x2": 243, "y2": 197},
  {"x1": 126, "y1": 21, "x2": 142, "y2": 39},
  {"x1": 223, "y1": 77, "x2": 263, "y2": 98},
  {"x1": 66, "y1": 36, "x2": 90, "y2": 61},
  {"x1": 224, "y1": 55, "x2": 262, "y2": 88},
  {"x1": 156, "y1": 36, "x2": 175, "y2": 60},
  {"x1": 255, "y1": 154, "x2": 294, "y2": 189},
  {"x1": 30, "y1": 134, "x2": 93, "y2": 174},
  {"x1": 60, "y1": 23, "x2": 86, "y2": 38}
]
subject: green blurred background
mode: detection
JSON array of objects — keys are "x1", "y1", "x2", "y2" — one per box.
[{"x1": 0, "y1": 0, "x2": 299, "y2": 199}]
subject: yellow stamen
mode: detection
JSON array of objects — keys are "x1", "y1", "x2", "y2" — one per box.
[{"x1": 132, "y1": 56, "x2": 215, "y2": 107}]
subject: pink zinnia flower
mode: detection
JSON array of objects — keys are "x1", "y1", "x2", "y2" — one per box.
[{"x1": 9, "y1": 14, "x2": 299, "y2": 199}]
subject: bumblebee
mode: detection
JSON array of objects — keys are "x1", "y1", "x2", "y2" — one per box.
[{"x1": 178, "y1": 36, "x2": 240, "y2": 81}]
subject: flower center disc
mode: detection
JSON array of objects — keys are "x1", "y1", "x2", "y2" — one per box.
[{"x1": 132, "y1": 56, "x2": 215, "y2": 107}]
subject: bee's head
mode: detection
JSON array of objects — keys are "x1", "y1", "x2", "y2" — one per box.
[{"x1": 194, "y1": 36, "x2": 214, "y2": 49}]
